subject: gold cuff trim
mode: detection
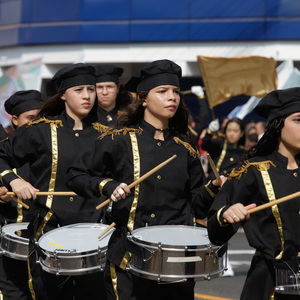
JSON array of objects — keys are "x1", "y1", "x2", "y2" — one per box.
[
  {"x1": 0, "y1": 169, "x2": 13, "y2": 183},
  {"x1": 217, "y1": 205, "x2": 228, "y2": 227},
  {"x1": 205, "y1": 180, "x2": 216, "y2": 198},
  {"x1": 0, "y1": 200, "x2": 6, "y2": 204},
  {"x1": 99, "y1": 179, "x2": 113, "y2": 196}
]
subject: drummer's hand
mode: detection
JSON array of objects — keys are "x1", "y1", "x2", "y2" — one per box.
[
  {"x1": 9, "y1": 178, "x2": 39, "y2": 200},
  {"x1": 110, "y1": 183, "x2": 130, "y2": 202},
  {"x1": 0, "y1": 186, "x2": 10, "y2": 202},
  {"x1": 223, "y1": 203, "x2": 256, "y2": 223},
  {"x1": 212, "y1": 175, "x2": 227, "y2": 188}
]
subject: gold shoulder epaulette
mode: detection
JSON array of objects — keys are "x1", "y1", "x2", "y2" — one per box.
[
  {"x1": 92, "y1": 122, "x2": 110, "y2": 133},
  {"x1": 173, "y1": 137, "x2": 200, "y2": 159},
  {"x1": 27, "y1": 117, "x2": 63, "y2": 128},
  {"x1": 228, "y1": 160, "x2": 276, "y2": 180},
  {"x1": 117, "y1": 110, "x2": 127, "y2": 116},
  {"x1": 99, "y1": 127, "x2": 143, "y2": 140}
]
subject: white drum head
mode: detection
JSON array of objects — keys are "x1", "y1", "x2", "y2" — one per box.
[
  {"x1": 131, "y1": 225, "x2": 210, "y2": 246},
  {"x1": 38, "y1": 223, "x2": 113, "y2": 253},
  {"x1": 1, "y1": 222, "x2": 29, "y2": 241}
]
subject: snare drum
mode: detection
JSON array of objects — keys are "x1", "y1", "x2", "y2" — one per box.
[
  {"x1": 0, "y1": 222, "x2": 29, "y2": 261},
  {"x1": 38, "y1": 223, "x2": 114, "y2": 276},
  {"x1": 127, "y1": 225, "x2": 224, "y2": 282},
  {"x1": 275, "y1": 259, "x2": 300, "y2": 295}
]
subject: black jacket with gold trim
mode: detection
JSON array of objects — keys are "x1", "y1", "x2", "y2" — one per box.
[
  {"x1": 67, "y1": 119, "x2": 218, "y2": 268},
  {"x1": 97, "y1": 106, "x2": 126, "y2": 126},
  {"x1": 207, "y1": 150, "x2": 300, "y2": 263},
  {"x1": 201, "y1": 130, "x2": 246, "y2": 178},
  {"x1": 0, "y1": 111, "x2": 108, "y2": 231}
]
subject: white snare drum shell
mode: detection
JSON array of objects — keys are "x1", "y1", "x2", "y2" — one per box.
[
  {"x1": 128, "y1": 225, "x2": 225, "y2": 282},
  {"x1": 0, "y1": 222, "x2": 29, "y2": 261},
  {"x1": 38, "y1": 223, "x2": 114, "y2": 276}
]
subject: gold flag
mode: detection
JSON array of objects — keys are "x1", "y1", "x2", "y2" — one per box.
[{"x1": 197, "y1": 55, "x2": 277, "y2": 108}]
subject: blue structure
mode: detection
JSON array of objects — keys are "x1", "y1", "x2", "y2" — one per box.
[{"x1": 1, "y1": 0, "x2": 300, "y2": 47}]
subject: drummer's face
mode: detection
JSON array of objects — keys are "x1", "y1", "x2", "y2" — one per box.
[
  {"x1": 62, "y1": 84, "x2": 96, "y2": 120},
  {"x1": 279, "y1": 112, "x2": 300, "y2": 157},
  {"x1": 143, "y1": 85, "x2": 180, "y2": 125}
]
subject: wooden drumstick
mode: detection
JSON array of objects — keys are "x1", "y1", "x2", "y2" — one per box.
[
  {"x1": 96, "y1": 154, "x2": 177, "y2": 210},
  {"x1": 224, "y1": 190, "x2": 300, "y2": 223},
  {"x1": 207, "y1": 153, "x2": 222, "y2": 186},
  {"x1": 7, "y1": 191, "x2": 77, "y2": 196},
  {"x1": 248, "y1": 191, "x2": 300, "y2": 214},
  {"x1": 12, "y1": 196, "x2": 30, "y2": 209},
  {"x1": 98, "y1": 222, "x2": 116, "y2": 239}
]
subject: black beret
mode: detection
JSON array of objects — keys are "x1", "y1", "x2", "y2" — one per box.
[
  {"x1": 254, "y1": 87, "x2": 300, "y2": 121},
  {"x1": 94, "y1": 65, "x2": 124, "y2": 83},
  {"x1": 125, "y1": 59, "x2": 182, "y2": 93},
  {"x1": 51, "y1": 63, "x2": 96, "y2": 92},
  {"x1": 5, "y1": 90, "x2": 44, "y2": 116}
]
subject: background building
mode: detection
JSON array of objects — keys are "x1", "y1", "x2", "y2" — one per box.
[{"x1": 0, "y1": 0, "x2": 299, "y2": 122}]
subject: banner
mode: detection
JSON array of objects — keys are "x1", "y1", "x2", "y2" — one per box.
[
  {"x1": 18, "y1": 57, "x2": 43, "y2": 90},
  {"x1": 197, "y1": 55, "x2": 277, "y2": 108},
  {"x1": 228, "y1": 60, "x2": 300, "y2": 119},
  {"x1": 0, "y1": 66, "x2": 23, "y2": 128}
]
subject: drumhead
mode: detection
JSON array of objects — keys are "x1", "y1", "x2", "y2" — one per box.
[
  {"x1": 131, "y1": 225, "x2": 210, "y2": 246},
  {"x1": 1, "y1": 222, "x2": 29, "y2": 241},
  {"x1": 38, "y1": 223, "x2": 114, "y2": 253}
]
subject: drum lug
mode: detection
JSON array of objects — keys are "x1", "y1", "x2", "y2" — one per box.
[
  {"x1": 54, "y1": 250, "x2": 61, "y2": 275},
  {"x1": 97, "y1": 246, "x2": 104, "y2": 271}
]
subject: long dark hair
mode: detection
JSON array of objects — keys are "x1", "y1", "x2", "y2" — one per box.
[
  {"x1": 116, "y1": 84, "x2": 132, "y2": 109},
  {"x1": 224, "y1": 117, "x2": 245, "y2": 146},
  {"x1": 117, "y1": 92, "x2": 190, "y2": 135},
  {"x1": 38, "y1": 91, "x2": 98, "y2": 119},
  {"x1": 244, "y1": 116, "x2": 285, "y2": 160}
]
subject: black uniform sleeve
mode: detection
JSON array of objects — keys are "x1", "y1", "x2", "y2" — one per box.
[
  {"x1": 66, "y1": 136, "x2": 120, "y2": 199},
  {"x1": 0, "y1": 125, "x2": 37, "y2": 186},
  {"x1": 207, "y1": 167, "x2": 258, "y2": 245}
]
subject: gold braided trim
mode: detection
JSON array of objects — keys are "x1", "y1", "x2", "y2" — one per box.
[
  {"x1": 110, "y1": 263, "x2": 119, "y2": 300},
  {"x1": 92, "y1": 122, "x2": 110, "y2": 133},
  {"x1": 99, "y1": 127, "x2": 143, "y2": 140},
  {"x1": 228, "y1": 160, "x2": 276, "y2": 180},
  {"x1": 117, "y1": 110, "x2": 127, "y2": 116},
  {"x1": 27, "y1": 250, "x2": 36, "y2": 300},
  {"x1": 27, "y1": 117, "x2": 63, "y2": 128},
  {"x1": 173, "y1": 137, "x2": 200, "y2": 159},
  {"x1": 216, "y1": 139, "x2": 227, "y2": 171}
]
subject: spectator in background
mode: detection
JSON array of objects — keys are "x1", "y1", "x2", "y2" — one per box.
[
  {"x1": 202, "y1": 117, "x2": 246, "y2": 180},
  {"x1": 256, "y1": 120, "x2": 267, "y2": 140},
  {"x1": 245, "y1": 125, "x2": 258, "y2": 149}
]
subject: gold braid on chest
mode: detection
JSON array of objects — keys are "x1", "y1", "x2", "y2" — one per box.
[{"x1": 228, "y1": 160, "x2": 276, "y2": 180}]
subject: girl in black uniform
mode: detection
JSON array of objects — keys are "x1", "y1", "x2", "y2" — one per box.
[
  {"x1": 66, "y1": 59, "x2": 220, "y2": 300},
  {"x1": 0, "y1": 63, "x2": 108, "y2": 300},
  {"x1": 202, "y1": 117, "x2": 246, "y2": 179},
  {"x1": 207, "y1": 87, "x2": 300, "y2": 300}
]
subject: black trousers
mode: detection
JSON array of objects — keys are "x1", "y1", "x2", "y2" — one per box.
[
  {"x1": 104, "y1": 261, "x2": 195, "y2": 300},
  {"x1": 0, "y1": 255, "x2": 31, "y2": 300}
]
